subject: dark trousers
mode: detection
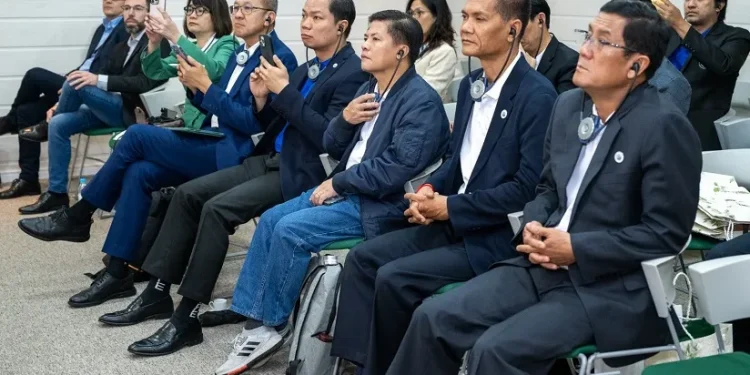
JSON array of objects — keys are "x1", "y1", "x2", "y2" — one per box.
[
  {"x1": 8, "y1": 68, "x2": 65, "y2": 182},
  {"x1": 387, "y1": 265, "x2": 595, "y2": 375},
  {"x1": 141, "y1": 154, "x2": 283, "y2": 304},
  {"x1": 705, "y1": 233, "x2": 750, "y2": 354},
  {"x1": 331, "y1": 223, "x2": 476, "y2": 373}
]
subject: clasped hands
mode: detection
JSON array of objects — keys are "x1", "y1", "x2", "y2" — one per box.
[
  {"x1": 404, "y1": 185, "x2": 449, "y2": 225},
  {"x1": 516, "y1": 221, "x2": 576, "y2": 270}
]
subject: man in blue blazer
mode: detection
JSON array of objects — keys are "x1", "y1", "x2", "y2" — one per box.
[
  {"x1": 18, "y1": 0, "x2": 297, "y2": 313},
  {"x1": 0, "y1": 0, "x2": 128, "y2": 197},
  {"x1": 210, "y1": 11, "x2": 449, "y2": 374},
  {"x1": 331, "y1": 0, "x2": 557, "y2": 372},
  {"x1": 91, "y1": 0, "x2": 367, "y2": 353}
]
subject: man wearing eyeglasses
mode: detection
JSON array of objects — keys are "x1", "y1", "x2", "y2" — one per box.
[
  {"x1": 0, "y1": 0, "x2": 128, "y2": 199},
  {"x1": 17, "y1": 0, "x2": 297, "y2": 330},
  {"x1": 385, "y1": 2, "x2": 702, "y2": 374}
]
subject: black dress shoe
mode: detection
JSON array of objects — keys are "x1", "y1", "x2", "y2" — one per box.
[
  {"x1": 199, "y1": 309, "x2": 247, "y2": 327},
  {"x1": 0, "y1": 116, "x2": 16, "y2": 136},
  {"x1": 19, "y1": 191, "x2": 69, "y2": 215},
  {"x1": 0, "y1": 179, "x2": 42, "y2": 200},
  {"x1": 18, "y1": 121, "x2": 49, "y2": 142},
  {"x1": 128, "y1": 320, "x2": 203, "y2": 356},
  {"x1": 18, "y1": 208, "x2": 90, "y2": 242},
  {"x1": 99, "y1": 295, "x2": 174, "y2": 326},
  {"x1": 68, "y1": 271, "x2": 136, "y2": 308}
]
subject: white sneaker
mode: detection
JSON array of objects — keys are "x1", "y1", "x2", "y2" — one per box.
[{"x1": 214, "y1": 325, "x2": 291, "y2": 375}]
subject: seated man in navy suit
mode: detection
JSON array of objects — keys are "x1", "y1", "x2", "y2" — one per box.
[
  {"x1": 388, "y1": 2, "x2": 701, "y2": 374},
  {"x1": 331, "y1": 0, "x2": 557, "y2": 373},
  {"x1": 17, "y1": 0, "x2": 297, "y2": 311},
  {"x1": 210, "y1": 11, "x2": 449, "y2": 374},
  {"x1": 0, "y1": 0, "x2": 128, "y2": 197},
  {"x1": 92, "y1": 0, "x2": 367, "y2": 357}
]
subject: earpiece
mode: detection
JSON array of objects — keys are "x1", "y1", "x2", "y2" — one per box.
[
  {"x1": 397, "y1": 50, "x2": 404, "y2": 60},
  {"x1": 337, "y1": 26, "x2": 343, "y2": 35},
  {"x1": 631, "y1": 62, "x2": 640, "y2": 72},
  {"x1": 510, "y1": 27, "x2": 516, "y2": 36},
  {"x1": 538, "y1": 17, "x2": 543, "y2": 26},
  {"x1": 265, "y1": 16, "x2": 271, "y2": 25}
]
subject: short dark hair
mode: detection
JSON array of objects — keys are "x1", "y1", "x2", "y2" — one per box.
[
  {"x1": 406, "y1": 0, "x2": 455, "y2": 57},
  {"x1": 329, "y1": 0, "x2": 356, "y2": 38},
  {"x1": 183, "y1": 0, "x2": 233, "y2": 39},
  {"x1": 368, "y1": 10, "x2": 423, "y2": 65},
  {"x1": 529, "y1": 0, "x2": 551, "y2": 29},
  {"x1": 600, "y1": 0, "x2": 670, "y2": 79},
  {"x1": 494, "y1": 0, "x2": 531, "y2": 40},
  {"x1": 716, "y1": 0, "x2": 727, "y2": 22}
]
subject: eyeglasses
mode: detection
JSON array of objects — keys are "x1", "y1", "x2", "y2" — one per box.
[
  {"x1": 230, "y1": 3, "x2": 273, "y2": 16},
  {"x1": 575, "y1": 29, "x2": 635, "y2": 53},
  {"x1": 122, "y1": 5, "x2": 147, "y2": 13},
  {"x1": 184, "y1": 6, "x2": 210, "y2": 16},
  {"x1": 407, "y1": 9, "x2": 427, "y2": 18}
]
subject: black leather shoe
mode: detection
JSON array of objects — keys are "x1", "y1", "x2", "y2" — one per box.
[
  {"x1": 18, "y1": 121, "x2": 49, "y2": 142},
  {"x1": 128, "y1": 320, "x2": 203, "y2": 356},
  {"x1": 69, "y1": 271, "x2": 136, "y2": 308},
  {"x1": 19, "y1": 191, "x2": 69, "y2": 215},
  {"x1": 18, "y1": 208, "x2": 90, "y2": 242},
  {"x1": 199, "y1": 309, "x2": 247, "y2": 327},
  {"x1": 99, "y1": 295, "x2": 174, "y2": 326},
  {"x1": 0, "y1": 179, "x2": 42, "y2": 200},
  {"x1": 0, "y1": 116, "x2": 16, "y2": 136}
]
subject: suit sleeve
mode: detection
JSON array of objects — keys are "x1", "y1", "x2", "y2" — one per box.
[
  {"x1": 198, "y1": 51, "x2": 298, "y2": 137},
  {"x1": 176, "y1": 35, "x2": 234, "y2": 81},
  {"x1": 571, "y1": 111, "x2": 702, "y2": 279},
  {"x1": 107, "y1": 40, "x2": 170, "y2": 93},
  {"x1": 331, "y1": 99, "x2": 449, "y2": 198},
  {"x1": 682, "y1": 26, "x2": 750, "y2": 77},
  {"x1": 420, "y1": 46, "x2": 458, "y2": 98},
  {"x1": 271, "y1": 70, "x2": 368, "y2": 153},
  {"x1": 447, "y1": 89, "x2": 557, "y2": 235}
]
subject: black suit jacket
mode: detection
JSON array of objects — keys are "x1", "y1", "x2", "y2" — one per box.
[
  {"x1": 666, "y1": 21, "x2": 750, "y2": 150},
  {"x1": 253, "y1": 44, "x2": 369, "y2": 201},
  {"x1": 426, "y1": 58, "x2": 557, "y2": 273},
  {"x1": 536, "y1": 35, "x2": 578, "y2": 94},
  {"x1": 100, "y1": 36, "x2": 170, "y2": 125},
  {"x1": 507, "y1": 85, "x2": 702, "y2": 367},
  {"x1": 74, "y1": 20, "x2": 129, "y2": 74}
]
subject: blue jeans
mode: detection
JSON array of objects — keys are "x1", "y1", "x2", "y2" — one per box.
[
  {"x1": 231, "y1": 189, "x2": 364, "y2": 326},
  {"x1": 47, "y1": 82, "x2": 124, "y2": 193}
]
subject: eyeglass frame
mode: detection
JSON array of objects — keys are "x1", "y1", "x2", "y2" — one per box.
[
  {"x1": 184, "y1": 5, "x2": 210, "y2": 17},
  {"x1": 407, "y1": 8, "x2": 429, "y2": 18},
  {"x1": 121, "y1": 4, "x2": 148, "y2": 13},
  {"x1": 574, "y1": 29, "x2": 636, "y2": 54},
  {"x1": 230, "y1": 3, "x2": 274, "y2": 16}
]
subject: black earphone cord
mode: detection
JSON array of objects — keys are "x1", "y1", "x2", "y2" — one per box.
[
  {"x1": 581, "y1": 64, "x2": 640, "y2": 125},
  {"x1": 370, "y1": 54, "x2": 404, "y2": 101},
  {"x1": 468, "y1": 30, "x2": 517, "y2": 94},
  {"x1": 306, "y1": 30, "x2": 344, "y2": 73}
]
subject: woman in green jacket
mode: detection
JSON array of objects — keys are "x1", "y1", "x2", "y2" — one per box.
[{"x1": 141, "y1": 0, "x2": 235, "y2": 129}]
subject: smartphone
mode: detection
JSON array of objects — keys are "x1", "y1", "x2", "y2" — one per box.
[
  {"x1": 171, "y1": 45, "x2": 191, "y2": 65},
  {"x1": 259, "y1": 34, "x2": 276, "y2": 67},
  {"x1": 323, "y1": 196, "x2": 346, "y2": 206},
  {"x1": 149, "y1": 0, "x2": 166, "y2": 22}
]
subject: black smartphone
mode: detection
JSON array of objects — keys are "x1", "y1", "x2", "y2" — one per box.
[
  {"x1": 171, "y1": 45, "x2": 191, "y2": 65},
  {"x1": 259, "y1": 34, "x2": 276, "y2": 67},
  {"x1": 323, "y1": 196, "x2": 346, "y2": 206}
]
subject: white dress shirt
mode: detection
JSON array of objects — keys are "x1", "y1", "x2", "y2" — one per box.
[
  {"x1": 346, "y1": 89, "x2": 389, "y2": 170},
  {"x1": 211, "y1": 42, "x2": 259, "y2": 128},
  {"x1": 535, "y1": 48, "x2": 547, "y2": 70},
  {"x1": 97, "y1": 29, "x2": 147, "y2": 91},
  {"x1": 458, "y1": 52, "x2": 522, "y2": 194}
]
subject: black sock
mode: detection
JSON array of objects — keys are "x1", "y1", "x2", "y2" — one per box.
[
  {"x1": 171, "y1": 298, "x2": 200, "y2": 329},
  {"x1": 106, "y1": 257, "x2": 129, "y2": 279},
  {"x1": 140, "y1": 277, "x2": 171, "y2": 304},
  {"x1": 243, "y1": 318, "x2": 263, "y2": 330},
  {"x1": 67, "y1": 198, "x2": 97, "y2": 224},
  {"x1": 48, "y1": 191, "x2": 67, "y2": 198}
]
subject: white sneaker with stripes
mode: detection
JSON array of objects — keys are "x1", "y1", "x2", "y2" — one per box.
[{"x1": 214, "y1": 325, "x2": 290, "y2": 375}]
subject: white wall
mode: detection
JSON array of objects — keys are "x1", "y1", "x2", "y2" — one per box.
[{"x1": 0, "y1": 0, "x2": 748, "y2": 182}]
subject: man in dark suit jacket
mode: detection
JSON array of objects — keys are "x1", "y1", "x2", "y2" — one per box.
[
  {"x1": 655, "y1": 0, "x2": 750, "y2": 150},
  {"x1": 521, "y1": 0, "x2": 578, "y2": 93},
  {"x1": 93, "y1": 0, "x2": 366, "y2": 339},
  {"x1": 331, "y1": 0, "x2": 557, "y2": 373},
  {"x1": 17, "y1": 0, "x2": 169, "y2": 215},
  {"x1": 17, "y1": 0, "x2": 297, "y2": 323},
  {"x1": 0, "y1": 0, "x2": 128, "y2": 198},
  {"x1": 386, "y1": 2, "x2": 702, "y2": 375}
]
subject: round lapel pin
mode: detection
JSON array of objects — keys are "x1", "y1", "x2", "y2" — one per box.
[
  {"x1": 614, "y1": 151, "x2": 624, "y2": 163},
  {"x1": 501, "y1": 109, "x2": 508, "y2": 119},
  {"x1": 333, "y1": 63, "x2": 338, "y2": 68}
]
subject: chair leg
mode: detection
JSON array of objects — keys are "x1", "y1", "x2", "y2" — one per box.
[
  {"x1": 567, "y1": 358, "x2": 577, "y2": 375},
  {"x1": 76, "y1": 135, "x2": 91, "y2": 200},
  {"x1": 715, "y1": 324, "x2": 726, "y2": 353},
  {"x1": 678, "y1": 254, "x2": 688, "y2": 273},
  {"x1": 68, "y1": 133, "x2": 83, "y2": 193}
]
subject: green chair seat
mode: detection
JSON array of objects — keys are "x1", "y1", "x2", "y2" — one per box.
[
  {"x1": 85, "y1": 127, "x2": 126, "y2": 137},
  {"x1": 435, "y1": 282, "x2": 465, "y2": 295},
  {"x1": 566, "y1": 344, "x2": 597, "y2": 359},
  {"x1": 678, "y1": 319, "x2": 715, "y2": 341},
  {"x1": 323, "y1": 238, "x2": 364, "y2": 250},
  {"x1": 642, "y1": 352, "x2": 750, "y2": 375},
  {"x1": 687, "y1": 234, "x2": 722, "y2": 251}
]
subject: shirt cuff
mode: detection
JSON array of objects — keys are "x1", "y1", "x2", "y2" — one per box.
[{"x1": 97, "y1": 75, "x2": 109, "y2": 91}]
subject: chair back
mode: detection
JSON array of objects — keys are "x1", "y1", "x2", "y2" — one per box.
[
  {"x1": 448, "y1": 78, "x2": 462, "y2": 103},
  {"x1": 444, "y1": 103, "x2": 457, "y2": 123},
  {"x1": 702, "y1": 149, "x2": 750, "y2": 188},
  {"x1": 688, "y1": 254, "x2": 750, "y2": 325}
]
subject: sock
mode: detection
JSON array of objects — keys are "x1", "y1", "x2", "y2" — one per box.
[
  {"x1": 243, "y1": 318, "x2": 263, "y2": 330},
  {"x1": 140, "y1": 277, "x2": 171, "y2": 304},
  {"x1": 48, "y1": 191, "x2": 67, "y2": 198},
  {"x1": 67, "y1": 198, "x2": 97, "y2": 224},
  {"x1": 171, "y1": 298, "x2": 200, "y2": 329},
  {"x1": 106, "y1": 257, "x2": 129, "y2": 279}
]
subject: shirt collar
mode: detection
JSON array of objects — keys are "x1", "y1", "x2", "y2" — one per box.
[
  {"x1": 129, "y1": 29, "x2": 146, "y2": 45},
  {"x1": 103, "y1": 15, "x2": 123, "y2": 30},
  {"x1": 483, "y1": 51, "x2": 522, "y2": 101},
  {"x1": 241, "y1": 41, "x2": 261, "y2": 56},
  {"x1": 592, "y1": 103, "x2": 615, "y2": 123}
]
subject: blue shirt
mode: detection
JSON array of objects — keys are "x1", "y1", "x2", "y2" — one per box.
[
  {"x1": 80, "y1": 16, "x2": 123, "y2": 72},
  {"x1": 274, "y1": 58, "x2": 331, "y2": 152},
  {"x1": 668, "y1": 27, "x2": 711, "y2": 72}
]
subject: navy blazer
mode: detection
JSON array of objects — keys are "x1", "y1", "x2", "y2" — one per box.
[
  {"x1": 510, "y1": 85, "x2": 701, "y2": 366},
  {"x1": 324, "y1": 67, "x2": 450, "y2": 239},
  {"x1": 254, "y1": 43, "x2": 369, "y2": 200},
  {"x1": 74, "y1": 20, "x2": 129, "y2": 75},
  {"x1": 427, "y1": 57, "x2": 557, "y2": 273},
  {"x1": 193, "y1": 31, "x2": 298, "y2": 170}
]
